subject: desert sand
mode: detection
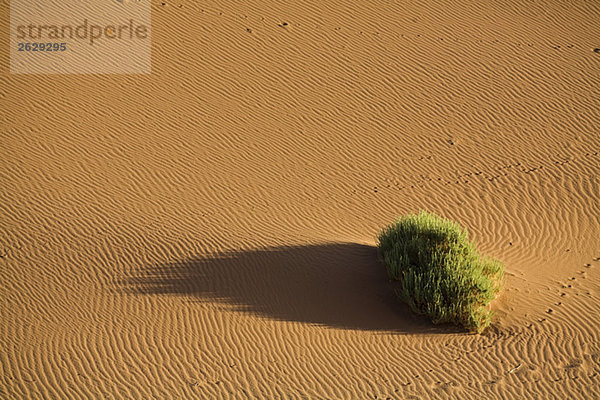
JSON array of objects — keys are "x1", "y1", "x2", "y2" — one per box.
[{"x1": 2, "y1": 0, "x2": 600, "y2": 398}]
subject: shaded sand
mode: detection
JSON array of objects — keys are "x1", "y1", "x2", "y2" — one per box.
[{"x1": 2, "y1": 0, "x2": 600, "y2": 398}]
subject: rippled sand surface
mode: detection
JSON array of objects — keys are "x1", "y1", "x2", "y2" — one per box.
[{"x1": 2, "y1": 1, "x2": 600, "y2": 398}]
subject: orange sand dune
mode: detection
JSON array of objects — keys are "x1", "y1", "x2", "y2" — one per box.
[{"x1": 2, "y1": 0, "x2": 600, "y2": 398}]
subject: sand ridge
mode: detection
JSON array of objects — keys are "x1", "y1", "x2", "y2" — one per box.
[{"x1": 2, "y1": 0, "x2": 600, "y2": 398}]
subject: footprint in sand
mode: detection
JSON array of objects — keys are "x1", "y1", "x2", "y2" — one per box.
[{"x1": 565, "y1": 359, "x2": 583, "y2": 369}]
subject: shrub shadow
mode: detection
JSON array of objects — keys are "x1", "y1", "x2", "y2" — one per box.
[{"x1": 123, "y1": 243, "x2": 462, "y2": 334}]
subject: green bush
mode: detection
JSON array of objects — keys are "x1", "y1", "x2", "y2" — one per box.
[{"x1": 377, "y1": 211, "x2": 504, "y2": 333}]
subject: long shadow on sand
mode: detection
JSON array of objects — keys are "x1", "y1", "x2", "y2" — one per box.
[{"x1": 123, "y1": 243, "x2": 460, "y2": 334}]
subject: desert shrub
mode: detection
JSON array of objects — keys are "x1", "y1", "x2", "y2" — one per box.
[{"x1": 377, "y1": 211, "x2": 504, "y2": 333}]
